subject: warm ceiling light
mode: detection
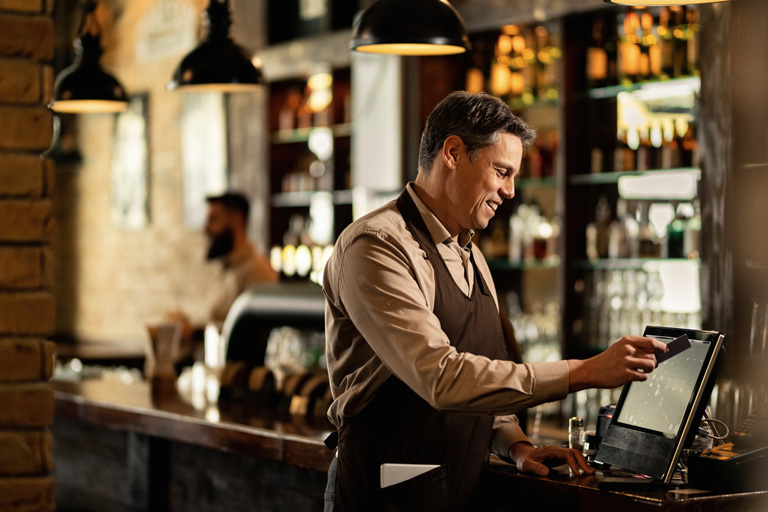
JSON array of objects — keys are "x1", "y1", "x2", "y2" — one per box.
[
  {"x1": 169, "y1": 0, "x2": 261, "y2": 92},
  {"x1": 605, "y1": 0, "x2": 728, "y2": 4},
  {"x1": 351, "y1": 0, "x2": 470, "y2": 56},
  {"x1": 50, "y1": 1, "x2": 128, "y2": 114}
]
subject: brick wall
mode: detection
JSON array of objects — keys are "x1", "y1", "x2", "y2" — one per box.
[
  {"x1": 0, "y1": 0, "x2": 57, "y2": 510},
  {"x1": 52, "y1": 0, "x2": 227, "y2": 348}
]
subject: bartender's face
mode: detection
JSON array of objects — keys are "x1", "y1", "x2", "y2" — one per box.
[
  {"x1": 205, "y1": 202, "x2": 235, "y2": 260},
  {"x1": 448, "y1": 131, "x2": 522, "y2": 232}
]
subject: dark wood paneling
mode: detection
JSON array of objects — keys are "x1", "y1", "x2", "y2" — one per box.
[
  {"x1": 728, "y1": 0, "x2": 768, "y2": 376},
  {"x1": 52, "y1": 379, "x2": 335, "y2": 472},
  {"x1": 698, "y1": 4, "x2": 734, "y2": 348},
  {"x1": 54, "y1": 418, "x2": 327, "y2": 512}
]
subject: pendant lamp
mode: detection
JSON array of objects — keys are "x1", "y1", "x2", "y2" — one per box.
[
  {"x1": 605, "y1": 0, "x2": 729, "y2": 4},
  {"x1": 351, "y1": 0, "x2": 470, "y2": 56},
  {"x1": 168, "y1": 0, "x2": 261, "y2": 92},
  {"x1": 50, "y1": 1, "x2": 128, "y2": 114}
]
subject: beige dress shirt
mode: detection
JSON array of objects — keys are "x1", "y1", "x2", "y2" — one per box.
[
  {"x1": 207, "y1": 243, "x2": 277, "y2": 324},
  {"x1": 324, "y1": 183, "x2": 570, "y2": 458}
]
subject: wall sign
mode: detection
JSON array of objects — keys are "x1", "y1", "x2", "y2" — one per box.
[
  {"x1": 181, "y1": 92, "x2": 229, "y2": 229},
  {"x1": 111, "y1": 94, "x2": 150, "y2": 229},
  {"x1": 136, "y1": 0, "x2": 198, "y2": 63}
]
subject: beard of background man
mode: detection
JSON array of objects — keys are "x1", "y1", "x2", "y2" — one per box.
[{"x1": 206, "y1": 228, "x2": 234, "y2": 261}]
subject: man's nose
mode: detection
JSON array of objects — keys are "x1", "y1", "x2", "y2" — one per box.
[{"x1": 500, "y1": 177, "x2": 515, "y2": 199}]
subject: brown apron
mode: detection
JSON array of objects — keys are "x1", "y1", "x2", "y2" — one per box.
[{"x1": 329, "y1": 190, "x2": 509, "y2": 511}]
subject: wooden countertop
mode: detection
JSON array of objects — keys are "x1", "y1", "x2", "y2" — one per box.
[
  {"x1": 51, "y1": 378, "x2": 336, "y2": 472},
  {"x1": 486, "y1": 456, "x2": 768, "y2": 512},
  {"x1": 52, "y1": 379, "x2": 767, "y2": 511}
]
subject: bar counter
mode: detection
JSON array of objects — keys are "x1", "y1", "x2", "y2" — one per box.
[
  {"x1": 53, "y1": 378, "x2": 768, "y2": 512},
  {"x1": 52, "y1": 378, "x2": 335, "y2": 511},
  {"x1": 485, "y1": 458, "x2": 768, "y2": 512}
]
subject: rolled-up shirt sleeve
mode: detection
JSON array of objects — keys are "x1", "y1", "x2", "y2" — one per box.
[
  {"x1": 491, "y1": 415, "x2": 530, "y2": 460},
  {"x1": 335, "y1": 230, "x2": 569, "y2": 416}
]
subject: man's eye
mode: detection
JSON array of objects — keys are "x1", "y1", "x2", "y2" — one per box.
[{"x1": 495, "y1": 168, "x2": 507, "y2": 177}]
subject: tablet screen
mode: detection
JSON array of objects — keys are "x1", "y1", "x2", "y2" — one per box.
[
  {"x1": 616, "y1": 336, "x2": 711, "y2": 436},
  {"x1": 596, "y1": 326, "x2": 724, "y2": 483}
]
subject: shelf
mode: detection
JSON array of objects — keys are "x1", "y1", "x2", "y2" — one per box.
[
  {"x1": 272, "y1": 189, "x2": 354, "y2": 208},
  {"x1": 586, "y1": 76, "x2": 701, "y2": 100},
  {"x1": 488, "y1": 259, "x2": 560, "y2": 271},
  {"x1": 270, "y1": 123, "x2": 351, "y2": 144},
  {"x1": 574, "y1": 258, "x2": 701, "y2": 271},
  {"x1": 517, "y1": 177, "x2": 557, "y2": 189},
  {"x1": 508, "y1": 97, "x2": 559, "y2": 110},
  {"x1": 569, "y1": 167, "x2": 700, "y2": 185}
]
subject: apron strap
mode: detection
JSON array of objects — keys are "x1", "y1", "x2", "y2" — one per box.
[{"x1": 395, "y1": 190, "x2": 441, "y2": 260}]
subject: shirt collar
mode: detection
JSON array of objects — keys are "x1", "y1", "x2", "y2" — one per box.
[
  {"x1": 406, "y1": 183, "x2": 474, "y2": 250},
  {"x1": 223, "y1": 242, "x2": 254, "y2": 269}
]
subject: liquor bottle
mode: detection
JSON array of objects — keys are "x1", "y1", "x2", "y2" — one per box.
[
  {"x1": 490, "y1": 34, "x2": 512, "y2": 98},
  {"x1": 638, "y1": 11, "x2": 654, "y2": 82},
  {"x1": 535, "y1": 25, "x2": 550, "y2": 101},
  {"x1": 606, "y1": 13, "x2": 619, "y2": 86},
  {"x1": 635, "y1": 129, "x2": 650, "y2": 171},
  {"x1": 587, "y1": 17, "x2": 609, "y2": 89},
  {"x1": 595, "y1": 196, "x2": 611, "y2": 259},
  {"x1": 536, "y1": 130, "x2": 558, "y2": 178},
  {"x1": 671, "y1": 6, "x2": 689, "y2": 78},
  {"x1": 523, "y1": 202, "x2": 541, "y2": 262},
  {"x1": 509, "y1": 209, "x2": 524, "y2": 264},
  {"x1": 619, "y1": 10, "x2": 641, "y2": 83},
  {"x1": 518, "y1": 29, "x2": 536, "y2": 104},
  {"x1": 480, "y1": 221, "x2": 508, "y2": 260},
  {"x1": 465, "y1": 38, "x2": 487, "y2": 94},
  {"x1": 613, "y1": 128, "x2": 637, "y2": 173},
  {"x1": 684, "y1": 200, "x2": 701, "y2": 259},
  {"x1": 541, "y1": 24, "x2": 561, "y2": 100},
  {"x1": 646, "y1": 11, "x2": 662, "y2": 80},
  {"x1": 591, "y1": 145, "x2": 604, "y2": 174},
  {"x1": 648, "y1": 123, "x2": 663, "y2": 170},
  {"x1": 659, "y1": 7, "x2": 675, "y2": 79},
  {"x1": 609, "y1": 199, "x2": 639, "y2": 259},
  {"x1": 466, "y1": 66, "x2": 485, "y2": 94},
  {"x1": 680, "y1": 120, "x2": 696, "y2": 168},
  {"x1": 636, "y1": 202, "x2": 661, "y2": 258},
  {"x1": 686, "y1": 7, "x2": 700, "y2": 76},
  {"x1": 667, "y1": 203, "x2": 688, "y2": 259},
  {"x1": 279, "y1": 87, "x2": 303, "y2": 131}
]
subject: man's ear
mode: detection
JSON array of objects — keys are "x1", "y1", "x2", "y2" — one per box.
[{"x1": 441, "y1": 135, "x2": 464, "y2": 171}]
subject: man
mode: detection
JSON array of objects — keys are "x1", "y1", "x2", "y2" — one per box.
[
  {"x1": 171, "y1": 192, "x2": 277, "y2": 347},
  {"x1": 322, "y1": 92, "x2": 668, "y2": 511},
  {"x1": 202, "y1": 192, "x2": 277, "y2": 324}
]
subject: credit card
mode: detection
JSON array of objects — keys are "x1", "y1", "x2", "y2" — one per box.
[{"x1": 655, "y1": 334, "x2": 691, "y2": 364}]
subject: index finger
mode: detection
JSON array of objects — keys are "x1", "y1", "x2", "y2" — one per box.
[
  {"x1": 573, "y1": 450, "x2": 595, "y2": 475},
  {"x1": 630, "y1": 336, "x2": 668, "y2": 353}
]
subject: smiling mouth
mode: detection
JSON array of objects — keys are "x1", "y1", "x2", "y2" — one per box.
[{"x1": 486, "y1": 200, "x2": 499, "y2": 212}]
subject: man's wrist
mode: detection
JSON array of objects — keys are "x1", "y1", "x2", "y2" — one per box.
[
  {"x1": 567, "y1": 358, "x2": 590, "y2": 393},
  {"x1": 507, "y1": 440, "x2": 534, "y2": 462}
]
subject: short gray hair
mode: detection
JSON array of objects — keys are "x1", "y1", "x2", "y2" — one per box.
[{"x1": 417, "y1": 91, "x2": 536, "y2": 173}]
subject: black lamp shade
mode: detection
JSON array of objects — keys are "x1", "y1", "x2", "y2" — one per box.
[
  {"x1": 51, "y1": 60, "x2": 128, "y2": 114},
  {"x1": 351, "y1": 0, "x2": 470, "y2": 56},
  {"x1": 168, "y1": 38, "x2": 261, "y2": 92},
  {"x1": 604, "y1": 0, "x2": 728, "y2": 4},
  {"x1": 168, "y1": 0, "x2": 261, "y2": 92},
  {"x1": 50, "y1": 20, "x2": 129, "y2": 114}
]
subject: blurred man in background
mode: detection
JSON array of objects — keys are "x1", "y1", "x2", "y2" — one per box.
[{"x1": 169, "y1": 192, "x2": 277, "y2": 357}]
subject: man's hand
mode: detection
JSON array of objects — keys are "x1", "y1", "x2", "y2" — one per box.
[
  {"x1": 567, "y1": 335, "x2": 669, "y2": 392},
  {"x1": 165, "y1": 309, "x2": 194, "y2": 343},
  {"x1": 508, "y1": 442, "x2": 595, "y2": 477}
]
